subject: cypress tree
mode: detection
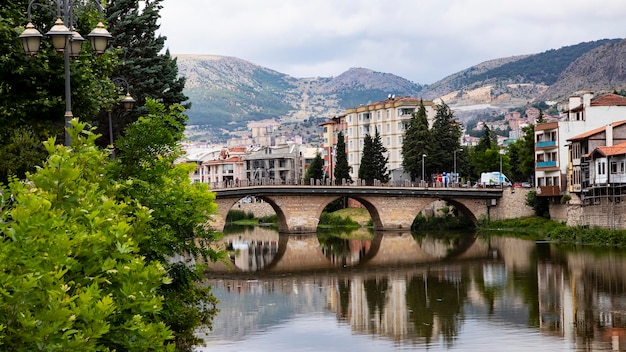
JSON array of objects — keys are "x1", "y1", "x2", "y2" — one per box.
[
  {"x1": 372, "y1": 128, "x2": 390, "y2": 183},
  {"x1": 429, "y1": 101, "x2": 462, "y2": 174},
  {"x1": 334, "y1": 131, "x2": 352, "y2": 185},
  {"x1": 402, "y1": 100, "x2": 432, "y2": 180},
  {"x1": 358, "y1": 134, "x2": 375, "y2": 184}
]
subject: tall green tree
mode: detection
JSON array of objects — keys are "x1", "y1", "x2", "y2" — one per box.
[
  {"x1": 402, "y1": 100, "x2": 432, "y2": 180},
  {"x1": 359, "y1": 134, "x2": 375, "y2": 184},
  {"x1": 359, "y1": 130, "x2": 389, "y2": 185},
  {"x1": 333, "y1": 131, "x2": 352, "y2": 185},
  {"x1": 475, "y1": 125, "x2": 497, "y2": 153},
  {"x1": 305, "y1": 152, "x2": 324, "y2": 183},
  {"x1": 113, "y1": 99, "x2": 223, "y2": 351},
  {"x1": 372, "y1": 128, "x2": 390, "y2": 183},
  {"x1": 0, "y1": 121, "x2": 174, "y2": 351},
  {"x1": 509, "y1": 124, "x2": 536, "y2": 182},
  {"x1": 102, "y1": 0, "x2": 189, "y2": 147},
  {"x1": 429, "y1": 101, "x2": 462, "y2": 175}
]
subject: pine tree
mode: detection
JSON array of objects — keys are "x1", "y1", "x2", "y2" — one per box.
[
  {"x1": 372, "y1": 128, "x2": 390, "y2": 183},
  {"x1": 358, "y1": 134, "x2": 375, "y2": 184},
  {"x1": 305, "y1": 152, "x2": 324, "y2": 183},
  {"x1": 402, "y1": 100, "x2": 432, "y2": 180},
  {"x1": 101, "y1": 0, "x2": 189, "y2": 146},
  {"x1": 333, "y1": 131, "x2": 352, "y2": 185},
  {"x1": 359, "y1": 131, "x2": 389, "y2": 185},
  {"x1": 429, "y1": 101, "x2": 462, "y2": 175}
]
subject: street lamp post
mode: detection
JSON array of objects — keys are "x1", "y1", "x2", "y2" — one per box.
[
  {"x1": 454, "y1": 148, "x2": 463, "y2": 187},
  {"x1": 422, "y1": 153, "x2": 427, "y2": 187},
  {"x1": 499, "y1": 148, "x2": 504, "y2": 189},
  {"x1": 18, "y1": 0, "x2": 112, "y2": 146},
  {"x1": 108, "y1": 78, "x2": 136, "y2": 157}
]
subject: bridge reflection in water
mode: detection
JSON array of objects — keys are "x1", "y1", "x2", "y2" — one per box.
[
  {"x1": 199, "y1": 228, "x2": 626, "y2": 351},
  {"x1": 206, "y1": 227, "x2": 524, "y2": 273}
]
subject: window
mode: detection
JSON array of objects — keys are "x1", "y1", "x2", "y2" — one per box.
[
  {"x1": 611, "y1": 161, "x2": 618, "y2": 174},
  {"x1": 386, "y1": 137, "x2": 391, "y2": 146},
  {"x1": 377, "y1": 111, "x2": 382, "y2": 120},
  {"x1": 386, "y1": 123, "x2": 390, "y2": 133},
  {"x1": 386, "y1": 109, "x2": 391, "y2": 119},
  {"x1": 598, "y1": 161, "x2": 606, "y2": 175}
]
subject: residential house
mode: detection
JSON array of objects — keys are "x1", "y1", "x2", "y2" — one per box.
[
  {"x1": 534, "y1": 93, "x2": 626, "y2": 199},
  {"x1": 566, "y1": 120, "x2": 626, "y2": 193},
  {"x1": 203, "y1": 147, "x2": 248, "y2": 186},
  {"x1": 244, "y1": 143, "x2": 304, "y2": 184}
]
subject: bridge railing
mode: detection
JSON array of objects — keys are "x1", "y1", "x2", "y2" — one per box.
[{"x1": 208, "y1": 178, "x2": 474, "y2": 190}]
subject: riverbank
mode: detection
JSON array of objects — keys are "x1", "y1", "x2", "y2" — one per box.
[{"x1": 480, "y1": 216, "x2": 626, "y2": 247}]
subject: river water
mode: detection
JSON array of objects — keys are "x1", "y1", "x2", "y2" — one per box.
[{"x1": 194, "y1": 226, "x2": 626, "y2": 351}]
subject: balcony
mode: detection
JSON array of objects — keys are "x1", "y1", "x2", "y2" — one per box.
[
  {"x1": 536, "y1": 185, "x2": 561, "y2": 197},
  {"x1": 536, "y1": 141, "x2": 557, "y2": 148},
  {"x1": 536, "y1": 161, "x2": 557, "y2": 168}
]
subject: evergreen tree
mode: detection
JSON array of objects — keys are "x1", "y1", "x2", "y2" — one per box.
[
  {"x1": 511, "y1": 124, "x2": 536, "y2": 182},
  {"x1": 305, "y1": 152, "x2": 324, "y2": 183},
  {"x1": 475, "y1": 125, "x2": 496, "y2": 153},
  {"x1": 402, "y1": 100, "x2": 432, "y2": 180},
  {"x1": 334, "y1": 131, "x2": 352, "y2": 185},
  {"x1": 101, "y1": 0, "x2": 189, "y2": 147},
  {"x1": 429, "y1": 101, "x2": 462, "y2": 175},
  {"x1": 359, "y1": 131, "x2": 389, "y2": 185},
  {"x1": 358, "y1": 134, "x2": 375, "y2": 184},
  {"x1": 372, "y1": 128, "x2": 390, "y2": 183}
]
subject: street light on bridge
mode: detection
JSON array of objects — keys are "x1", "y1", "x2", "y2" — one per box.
[
  {"x1": 18, "y1": 0, "x2": 112, "y2": 146},
  {"x1": 454, "y1": 148, "x2": 463, "y2": 186},
  {"x1": 422, "y1": 153, "x2": 427, "y2": 186}
]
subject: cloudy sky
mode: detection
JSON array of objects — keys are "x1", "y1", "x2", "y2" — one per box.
[{"x1": 159, "y1": 0, "x2": 626, "y2": 85}]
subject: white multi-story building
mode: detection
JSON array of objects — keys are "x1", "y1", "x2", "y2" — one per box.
[
  {"x1": 344, "y1": 96, "x2": 436, "y2": 180},
  {"x1": 535, "y1": 93, "x2": 626, "y2": 198}
]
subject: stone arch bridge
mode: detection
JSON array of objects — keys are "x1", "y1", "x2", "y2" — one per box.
[{"x1": 211, "y1": 185, "x2": 531, "y2": 233}]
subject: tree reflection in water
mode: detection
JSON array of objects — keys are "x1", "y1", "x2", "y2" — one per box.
[{"x1": 201, "y1": 226, "x2": 626, "y2": 351}]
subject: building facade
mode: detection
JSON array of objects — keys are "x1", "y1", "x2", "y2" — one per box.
[
  {"x1": 534, "y1": 93, "x2": 626, "y2": 199},
  {"x1": 344, "y1": 96, "x2": 436, "y2": 180}
]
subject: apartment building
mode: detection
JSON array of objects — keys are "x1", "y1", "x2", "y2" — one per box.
[
  {"x1": 534, "y1": 93, "x2": 626, "y2": 198},
  {"x1": 344, "y1": 96, "x2": 436, "y2": 180},
  {"x1": 319, "y1": 114, "x2": 348, "y2": 182}
]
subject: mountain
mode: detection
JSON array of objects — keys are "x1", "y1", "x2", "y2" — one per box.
[
  {"x1": 176, "y1": 55, "x2": 423, "y2": 129},
  {"x1": 176, "y1": 38, "x2": 626, "y2": 142}
]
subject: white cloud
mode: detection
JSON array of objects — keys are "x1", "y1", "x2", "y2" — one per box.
[{"x1": 159, "y1": 0, "x2": 626, "y2": 84}]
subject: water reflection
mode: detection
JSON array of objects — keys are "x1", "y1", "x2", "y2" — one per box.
[{"x1": 199, "y1": 228, "x2": 626, "y2": 351}]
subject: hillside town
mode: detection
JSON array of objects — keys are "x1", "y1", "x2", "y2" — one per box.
[{"x1": 180, "y1": 91, "x2": 626, "y2": 229}]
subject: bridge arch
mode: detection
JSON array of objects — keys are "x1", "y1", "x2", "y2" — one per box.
[{"x1": 211, "y1": 186, "x2": 529, "y2": 233}]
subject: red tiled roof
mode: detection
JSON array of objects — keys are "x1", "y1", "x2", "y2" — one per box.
[
  {"x1": 590, "y1": 93, "x2": 626, "y2": 107},
  {"x1": 203, "y1": 156, "x2": 243, "y2": 165},
  {"x1": 592, "y1": 141, "x2": 626, "y2": 157},
  {"x1": 567, "y1": 120, "x2": 626, "y2": 141}
]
